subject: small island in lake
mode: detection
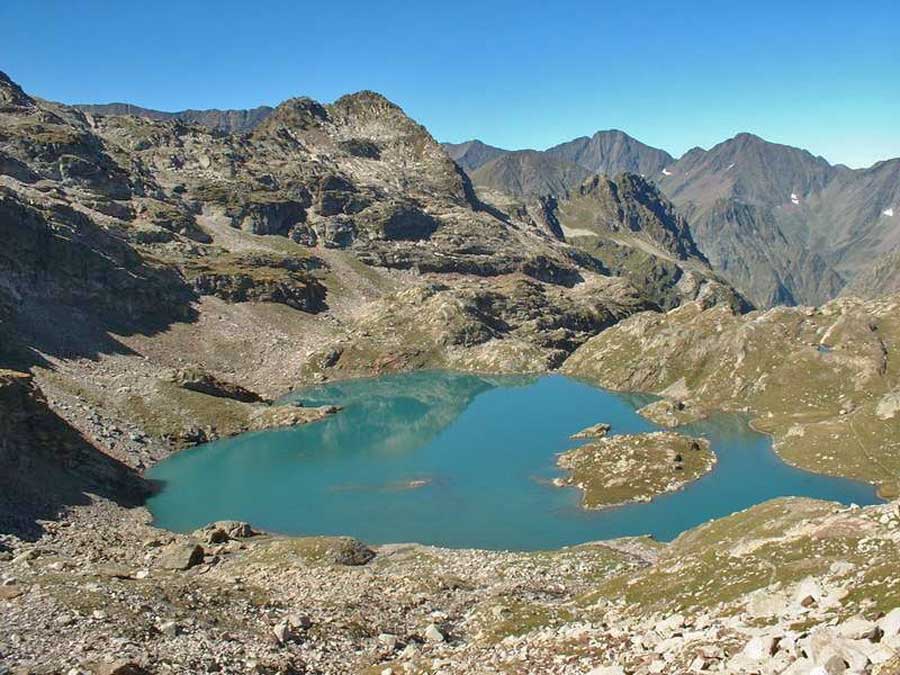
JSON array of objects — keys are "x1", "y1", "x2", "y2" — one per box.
[{"x1": 555, "y1": 431, "x2": 716, "y2": 509}]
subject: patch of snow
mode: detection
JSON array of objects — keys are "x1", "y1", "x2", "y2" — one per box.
[
  {"x1": 884, "y1": 208, "x2": 894, "y2": 217},
  {"x1": 661, "y1": 168, "x2": 672, "y2": 176},
  {"x1": 790, "y1": 193, "x2": 800, "y2": 205}
]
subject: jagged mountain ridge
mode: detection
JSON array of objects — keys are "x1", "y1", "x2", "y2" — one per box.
[
  {"x1": 70, "y1": 91, "x2": 900, "y2": 308},
  {"x1": 448, "y1": 129, "x2": 900, "y2": 307},
  {"x1": 73, "y1": 102, "x2": 274, "y2": 134}
]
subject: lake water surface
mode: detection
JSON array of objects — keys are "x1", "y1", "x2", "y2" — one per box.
[{"x1": 146, "y1": 371, "x2": 881, "y2": 550}]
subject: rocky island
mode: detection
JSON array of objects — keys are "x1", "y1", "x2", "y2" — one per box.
[{"x1": 556, "y1": 432, "x2": 716, "y2": 509}]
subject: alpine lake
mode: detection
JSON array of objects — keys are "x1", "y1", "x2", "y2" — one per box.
[{"x1": 147, "y1": 371, "x2": 881, "y2": 550}]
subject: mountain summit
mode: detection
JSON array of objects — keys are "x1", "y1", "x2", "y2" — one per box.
[{"x1": 545, "y1": 129, "x2": 674, "y2": 177}]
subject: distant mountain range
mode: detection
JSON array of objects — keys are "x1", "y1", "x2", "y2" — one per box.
[
  {"x1": 74, "y1": 102, "x2": 274, "y2": 134},
  {"x1": 66, "y1": 97, "x2": 899, "y2": 308},
  {"x1": 442, "y1": 132, "x2": 900, "y2": 308}
]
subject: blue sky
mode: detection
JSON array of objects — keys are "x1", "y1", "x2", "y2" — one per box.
[{"x1": 2, "y1": 0, "x2": 898, "y2": 167}]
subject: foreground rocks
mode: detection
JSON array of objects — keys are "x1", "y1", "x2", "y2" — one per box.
[
  {"x1": 555, "y1": 432, "x2": 715, "y2": 509},
  {"x1": 2, "y1": 494, "x2": 898, "y2": 673}
]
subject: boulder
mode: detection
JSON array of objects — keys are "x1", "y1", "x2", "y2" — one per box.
[
  {"x1": 794, "y1": 577, "x2": 823, "y2": 607},
  {"x1": 570, "y1": 422, "x2": 612, "y2": 440},
  {"x1": 214, "y1": 520, "x2": 256, "y2": 538},
  {"x1": 837, "y1": 615, "x2": 881, "y2": 641},
  {"x1": 273, "y1": 620, "x2": 294, "y2": 644},
  {"x1": 746, "y1": 589, "x2": 789, "y2": 618},
  {"x1": 287, "y1": 614, "x2": 312, "y2": 631},
  {"x1": 327, "y1": 538, "x2": 375, "y2": 566},
  {"x1": 801, "y1": 627, "x2": 870, "y2": 672},
  {"x1": 424, "y1": 623, "x2": 445, "y2": 643},
  {"x1": 197, "y1": 520, "x2": 257, "y2": 544},
  {"x1": 878, "y1": 607, "x2": 900, "y2": 637},
  {"x1": 740, "y1": 635, "x2": 779, "y2": 660},
  {"x1": 156, "y1": 542, "x2": 205, "y2": 570},
  {"x1": 157, "y1": 620, "x2": 178, "y2": 637}
]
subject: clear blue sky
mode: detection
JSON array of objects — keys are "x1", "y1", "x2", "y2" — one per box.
[{"x1": 2, "y1": 0, "x2": 898, "y2": 167}]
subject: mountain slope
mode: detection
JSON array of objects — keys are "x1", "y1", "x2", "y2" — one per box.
[
  {"x1": 469, "y1": 150, "x2": 590, "y2": 198},
  {"x1": 659, "y1": 132, "x2": 836, "y2": 207},
  {"x1": 842, "y1": 247, "x2": 900, "y2": 299},
  {"x1": 547, "y1": 173, "x2": 745, "y2": 310},
  {"x1": 441, "y1": 139, "x2": 508, "y2": 171},
  {"x1": 545, "y1": 129, "x2": 674, "y2": 177},
  {"x1": 803, "y1": 158, "x2": 900, "y2": 277},
  {"x1": 658, "y1": 133, "x2": 848, "y2": 306},
  {"x1": 451, "y1": 128, "x2": 900, "y2": 306},
  {"x1": 73, "y1": 102, "x2": 274, "y2": 134}
]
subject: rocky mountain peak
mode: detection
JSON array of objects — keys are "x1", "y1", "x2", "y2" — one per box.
[
  {"x1": 545, "y1": 129, "x2": 674, "y2": 177},
  {"x1": 574, "y1": 172, "x2": 705, "y2": 262},
  {"x1": 0, "y1": 71, "x2": 34, "y2": 110},
  {"x1": 442, "y1": 139, "x2": 508, "y2": 171},
  {"x1": 253, "y1": 96, "x2": 328, "y2": 135},
  {"x1": 331, "y1": 90, "x2": 402, "y2": 116}
]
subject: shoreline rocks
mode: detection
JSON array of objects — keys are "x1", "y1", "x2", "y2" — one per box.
[{"x1": 569, "y1": 421, "x2": 611, "y2": 440}]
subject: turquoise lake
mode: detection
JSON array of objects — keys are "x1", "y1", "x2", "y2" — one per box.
[{"x1": 146, "y1": 371, "x2": 881, "y2": 550}]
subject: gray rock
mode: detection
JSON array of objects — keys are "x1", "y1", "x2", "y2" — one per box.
[
  {"x1": 424, "y1": 623, "x2": 445, "y2": 642},
  {"x1": 158, "y1": 620, "x2": 178, "y2": 637},
  {"x1": 95, "y1": 662, "x2": 151, "y2": 675},
  {"x1": 570, "y1": 422, "x2": 611, "y2": 440},
  {"x1": 287, "y1": 613, "x2": 312, "y2": 630},
  {"x1": 837, "y1": 615, "x2": 881, "y2": 641},
  {"x1": 215, "y1": 520, "x2": 256, "y2": 538},
  {"x1": 273, "y1": 620, "x2": 294, "y2": 644},
  {"x1": 878, "y1": 607, "x2": 900, "y2": 637},
  {"x1": 328, "y1": 538, "x2": 376, "y2": 566},
  {"x1": 156, "y1": 542, "x2": 205, "y2": 570}
]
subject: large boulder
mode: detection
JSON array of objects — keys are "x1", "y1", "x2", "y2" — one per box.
[
  {"x1": 327, "y1": 537, "x2": 376, "y2": 566},
  {"x1": 156, "y1": 542, "x2": 204, "y2": 571}
]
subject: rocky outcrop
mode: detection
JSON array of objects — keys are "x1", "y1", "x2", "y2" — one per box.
[
  {"x1": 558, "y1": 173, "x2": 705, "y2": 261},
  {"x1": 180, "y1": 253, "x2": 327, "y2": 312},
  {"x1": 166, "y1": 367, "x2": 267, "y2": 403},
  {"x1": 569, "y1": 422, "x2": 611, "y2": 439}
]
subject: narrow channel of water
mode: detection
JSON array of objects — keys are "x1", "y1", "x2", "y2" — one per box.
[{"x1": 146, "y1": 371, "x2": 881, "y2": 550}]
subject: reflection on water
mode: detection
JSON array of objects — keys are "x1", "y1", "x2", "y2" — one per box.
[{"x1": 147, "y1": 371, "x2": 882, "y2": 551}]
